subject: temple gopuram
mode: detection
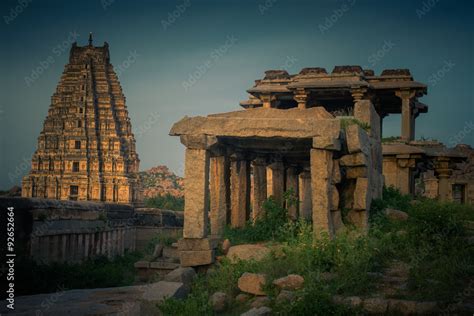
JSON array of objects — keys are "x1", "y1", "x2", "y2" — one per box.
[
  {"x1": 170, "y1": 65, "x2": 471, "y2": 267},
  {"x1": 22, "y1": 35, "x2": 141, "y2": 204}
]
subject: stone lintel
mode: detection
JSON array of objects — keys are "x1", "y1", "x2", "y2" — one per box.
[{"x1": 180, "y1": 135, "x2": 218, "y2": 150}]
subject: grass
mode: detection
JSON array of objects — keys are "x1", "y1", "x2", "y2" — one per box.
[
  {"x1": 160, "y1": 187, "x2": 474, "y2": 315},
  {"x1": 14, "y1": 251, "x2": 142, "y2": 296},
  {"x1": 339, "y1": 117, "x2": 371, "y2": 132}
]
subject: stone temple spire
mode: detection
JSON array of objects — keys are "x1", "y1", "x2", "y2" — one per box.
[{"x1": 22, "y1": 40, "x2": 141, "y2": 204}]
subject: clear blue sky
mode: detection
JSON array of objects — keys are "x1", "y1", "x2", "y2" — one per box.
[{"x1": 0, "y1": 0, "x2": 473, "y2": 190}]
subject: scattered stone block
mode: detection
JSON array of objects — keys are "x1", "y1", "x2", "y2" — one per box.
[
  {"x1": 149, "y1": 261, "x2": 179, "y2": 270},
  {"x1": 276, "y1": 290, "x2": 295, "y2": 304},
  {"x1": 387, "y1": 299, "x2": 417, "y2": 314},
  {"x1": 347, "y1": 210, "x2": 368, "y2": 229},
  {"x1": 250, "y1": 296, "x2": 270, "y2": 308},
  {"x1": 313, "y1": 136, "x2": 341, "y2": 151},
  {"x1": 236, "y1": 293, "x2": 251, "y2": 304},
  {"x1": 134, "y1": 261, "x2": 149, "y2": 268},
  {"x1": 340, "y1": 152, "x2": 368, "y2": 167},
  {"x1": 180, "y1": 250, "x2": 214, "y2": 267},
  {"x1": 346, "y1": 124, "x2": 370, "y2": 155},
  {"x1": 152, "y1": 244, "x2": 164, "y2": 259},
  {"x1": 222, "y1": 239, "x2": 232, "y2": 254},
  {"x1": 332, "y1": 160, "x2": 341, "y2": 184},
  {"x1": 227, "y1": 244, "x2": 271, "y2": 263},
  {"x1": 238, "y1": 273, "x2": 267, "y2": 296},
  {"x1": 362, "y1": 298, "x2": 388, "y2": 314},
  {"x1": 384, "y1": 208, "x2": 409, "y2": 221},
  {"x1": 272, "y1": 274, "x2": 304, "y2": 290},
  {"x1": 210, "y1": 292, "x2": 228, "y2": 312},
  {"x1": 241, "y1": 307, "x2": 272, "y2": 316},
  {"x1": 164, "y1": 267, "x2": 196, "y2": 287}
]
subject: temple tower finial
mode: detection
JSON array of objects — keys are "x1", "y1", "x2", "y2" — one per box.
[{"x1": 88, "y1": 32, "x2": 93, "y2": 46}]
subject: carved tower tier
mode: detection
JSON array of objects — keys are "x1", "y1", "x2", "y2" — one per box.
[{"x1": 22, "y1": 36, "x2": 141, "y2": 204}]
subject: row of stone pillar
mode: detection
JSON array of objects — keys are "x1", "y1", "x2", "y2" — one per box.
[
  {"x1": 184, "y1": 148, "x2": 315, "y2": 239},
  {"x1": 30, "y1": 227, "x2": 136, "y2": 264}
]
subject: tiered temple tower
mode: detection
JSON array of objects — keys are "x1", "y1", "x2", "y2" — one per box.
[{"x1": 22, "y1": 35, "x2": 141, "y2": 204}]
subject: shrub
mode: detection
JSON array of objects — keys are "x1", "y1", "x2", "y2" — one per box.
[{"x1": 145, "y1": 193, "x2": 184, "y2": 211}]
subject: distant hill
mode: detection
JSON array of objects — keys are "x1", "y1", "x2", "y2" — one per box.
[{"x1": 139, "y1": 165, "x2": 184, "y2": 199}]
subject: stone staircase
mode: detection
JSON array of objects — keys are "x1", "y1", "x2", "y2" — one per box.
[{"x1": 134, "y1": 242, "x2": 181, "y2": 282}]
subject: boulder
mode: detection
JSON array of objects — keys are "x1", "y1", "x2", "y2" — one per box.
[
  {"x1": 272, "y1": 274, "x2": 304, "y2": 290},
  {"x1": 384, "y1": 208, "x2": 409, "y2": 221},
  {"x1": 250, "y1": 296, "x2": 270, "y2": 308},
  {"x1": 222, "y1": 239, "x2": 232, "y2": 254},
  {"x1": 241, "y1": 306, "x2": 272, "y2": 316},
  {"x1": 164, "y1": 267, "x2": 196, "y2": 289},
  {"x1": 276, "y1": 290, "x2": 295, "y2": 304},
  {"x1": 152, "y1": 244, "x2": 164, "y2": 258},
  {"x1": 235, "y1": 293, "x2": 251, "y2": 304},
  {"x1": 362, "y1": 298, "x2": 388, "y2": 314},
  {"x1": 238, "y1": 273, "x2": 267, "y2": 296},
  {"x1": 210, "y1": 292, "x2": 228, "y2": 312},
  {"x1": 227, "y1": 244, "x2": 271, "y2": 263}
]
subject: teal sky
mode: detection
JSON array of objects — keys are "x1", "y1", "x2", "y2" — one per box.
[{"x1": 0, "y1": 0, "x2": 473, "y2": 190}]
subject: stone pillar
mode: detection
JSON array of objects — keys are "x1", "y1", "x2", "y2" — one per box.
[
  {"x1": 268, "y1": 159, "x2": 285, "y2": 206},
  {"x1": 230, "y1": 156, "x2": 250, "y2": 228},
  {"x1": 210, "y1": 155, "x2": 230, "y2": 237},
  {"x1": 310, "y1": 149, "x2": 334, "y2": 238},
  {"x1": 285, "y1": 166, "x2": 299, "y2": 220},
  {"x1": 436, "y1": 158, "x2": 452, "y2": 201},
  {"x1": 261, "y1": 94, "x2": 276, "y2": 109},
  {"x1": 299, "y1": 170, "x2": 312, "y2": 220},
  {"x1": 184, "y1": 148, "x2": 210, "y2": 238},
  {"x1": 252, "y1": 157, "x2": 267, "y2": 221},
  {"x1": 294, "y1": 89, "x2": 308, "y2": 109},
  {"x1": 395, "y1": 90, "x2": 416, "y2": 142}
]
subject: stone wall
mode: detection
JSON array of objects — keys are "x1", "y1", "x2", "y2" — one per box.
[{"x1": 0, "y1": 197, "x2": 183, "y2": 264}]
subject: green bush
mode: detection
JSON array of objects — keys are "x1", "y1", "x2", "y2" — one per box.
[
  {"x1": 145, "y1": 193, "x2": 184, "y2": 211},
  {"x1": 14, "y1": 251, "x2": 142, "y2": 296}
]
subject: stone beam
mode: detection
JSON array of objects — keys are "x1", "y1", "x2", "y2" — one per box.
[{"x1": 183, "y1": 148, "x2": 210, "y2": 238}]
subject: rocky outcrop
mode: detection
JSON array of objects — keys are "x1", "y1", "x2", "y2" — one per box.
[{"x1": 140, "y1": 165, "x2": 184, "y2": 199}]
